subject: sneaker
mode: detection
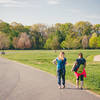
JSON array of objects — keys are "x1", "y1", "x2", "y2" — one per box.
[
  {"x1": 58, "y1": 85, "x2": 61, "y2": 89},
  {"x1": 62, "y1": 85, "x2": 65, "y2": 89},
  {"x1": 80, "y1": 87, "x2": 83, "y2": 90},
  {"x1": 76, "y1": 86, "x2": 79, "y2": 89}
]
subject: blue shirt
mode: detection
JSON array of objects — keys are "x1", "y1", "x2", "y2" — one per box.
[
  {"x1": 62, "y1": 58, "x2": 67, "y2": 69},
  {"x1": 56, "y1": 57, "x2": 67, "y2": 70}
]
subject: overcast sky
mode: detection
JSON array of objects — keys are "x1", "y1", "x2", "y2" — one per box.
[{"x1": 0, "y1": 0, "x2": 100, "y2": 25}]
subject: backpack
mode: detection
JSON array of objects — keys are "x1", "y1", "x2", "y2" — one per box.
[
  {"x1": 77, "y1": 64, "x2": 84, "y2": 73},
  {"x1": 73, "y1": 58, "x2": 85, "y2": 73}
]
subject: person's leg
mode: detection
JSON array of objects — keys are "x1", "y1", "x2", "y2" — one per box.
[
  {"x1": 80, "y1": 75, "x2": 84, "y2": 90},
  {"x1": 62, "y1": 70, "x2": 66, "y2": 88},
  {"x1": 57, "y1": 70, "x2": 61, "y2": 88},
  {"x1": 76, "y1": 77, "x2": 79, "y2": 88}
]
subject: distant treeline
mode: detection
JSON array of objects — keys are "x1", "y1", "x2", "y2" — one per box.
[{"x1": 0, "y1": 19, "x2": 100, "y2": 50}]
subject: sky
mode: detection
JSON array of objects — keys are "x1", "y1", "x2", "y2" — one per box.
[{"x1": 0, "y1": 0, "x2": 100, "y2": 25}]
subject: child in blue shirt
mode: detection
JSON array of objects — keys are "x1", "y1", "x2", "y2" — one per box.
[{"x1": 53, "y1": 52, "x2": 67, "y2": 89}]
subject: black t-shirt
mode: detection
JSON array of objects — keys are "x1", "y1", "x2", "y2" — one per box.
[{"x1": 76, "y1": 58, "x2": 86, "y2": 66}]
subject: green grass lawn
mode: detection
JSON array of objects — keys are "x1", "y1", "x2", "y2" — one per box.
[{"x1": 1, "y1": 50, "x2": 100, "y2": 94}]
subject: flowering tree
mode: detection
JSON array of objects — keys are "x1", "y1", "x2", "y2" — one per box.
[{"x1": 17, "y1": 32, "x2": 31, "y2": 49}]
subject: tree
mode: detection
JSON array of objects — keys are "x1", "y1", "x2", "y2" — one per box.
[
  {"x1": 89, "y1": 33, "x2": 99, "y2": 48},
  {"x1": 9, "y1": 22, "x2": 30, "y2": 49},
  {"x1": 55, "y1": 30, "x2": 65, "y2": 44},
  {"x1": 30, "y1": 24, "x2": 48, "y2": 49},
  {"x1": 82, "y1": 35, "x2": 89, "y2": 49},
  {"x1": 93, "y1": 24, "x2": 100, "y2": 35},
  {"x1": 10, "y1": 22, "x2": 25, "y2": 32},
  {"x1": 17, "y1": 32, "x2": 31, "y2": 49},
  {"x1": 75, "y1": 21, "x2": 93, "y2": 36},
  {"x1": 0, "y1": 32, "x2": 9, "y2": 50},
  {"x1": 0, "y1": 19, "x2": 100, "y2": 50},
  {"x1": 59, "y1": 23, "x2": 74, "y2": 34},
  {"x1": 0, "y1": 21, "x2": 10, "y2": 34},
  {"x1": 61, "y1": 34, "x2": 81, "y2": 49},
  {"x1": 30, "y1": 24, "x2": 47, "y2": 37},
  {"x1": 97, "y1": 36, "x2": 100, "y2": 48},
  {"x1": 55, "y1": 23, "x2": 62, "y2": 30},
  {"x1": 44, "y1": 35, "x2": 60, "y2": 50},
  {"x1": 12, "y1": 37, "x2": 19, "y2": 49},
  {"x1": 30, "y1": 30, "x2": 45, "y2": 49},
  {"x1": 51, "y1": 37, "x2": 60, "y2": 50},
  {"x1": 58, "y1": 23, "x2": 74, "y2": 41}
]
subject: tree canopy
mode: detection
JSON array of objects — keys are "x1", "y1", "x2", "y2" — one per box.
[{"x1": 0, "y1": 19, "x2": 100, "y2": 50}]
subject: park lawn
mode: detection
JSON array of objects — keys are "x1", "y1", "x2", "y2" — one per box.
[{"x1": 1, "y1": 50, "x2": 100, "y2": 95}]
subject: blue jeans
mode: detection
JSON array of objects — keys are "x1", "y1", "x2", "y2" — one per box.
[{"x1": 57, "y1": 69, "x2": 66, "y2": 86}]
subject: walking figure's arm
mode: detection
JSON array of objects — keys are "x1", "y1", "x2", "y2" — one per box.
[
  {"x1": 52, "y1": 59, "x2": 57, "y2": 65},
  {"x1": 71, "y1": 61, "x2": 77, "y2": 72}
]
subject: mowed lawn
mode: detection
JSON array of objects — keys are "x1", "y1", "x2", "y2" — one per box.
[{"x1": 1, "y1": 50, "x2": 100, "y2": 94}]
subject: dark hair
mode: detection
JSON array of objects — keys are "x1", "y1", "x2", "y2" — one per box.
[
  {"x1": 79, "y1": 53, "x2": 83, "y2": 58},
  {"x1": 62, "y1": 52, "x2": 65, "y2": 55}
]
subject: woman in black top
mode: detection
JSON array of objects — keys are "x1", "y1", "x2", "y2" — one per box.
[{"x1": 72, "y1": 53, "x2": 86, "y2": 90}]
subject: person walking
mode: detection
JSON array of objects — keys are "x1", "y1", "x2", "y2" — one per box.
[
  {"x1": 72, "y1": 53, "x2": 86, "y2": 90},
  {"x1": 53, "y1": 52, "x2": 67, "y2": 89}
]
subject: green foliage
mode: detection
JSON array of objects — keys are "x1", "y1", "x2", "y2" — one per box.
[
  {"x1": 97, "y1": 36, "x2": 100, "y2": 47},
  {"x1": 10, "y1": 22, "x2": 26, "y2": 33},
  {"x1": 0, "y1": 19, "x2": 100, "y2": 50},
  {"x1": 0, "y1": 22, "x2": 10, "y2": 33},
  {"x1": 30, "y1": 31, "x2": 45, "y2": 49},
  {"x1": 55, "y1": 30, "x2": 65, "y2": 43},
  {"x1": 75, "y1": 21, "x2": 93, "y2": 36},
  {"x1": 61, "y1": 33, "x2": 81, "y2": 49},
  {"x1": 89, "y1": 33, "x2": 100, "y2": 48},
  {"x1": 44, "y1": 33, "x2": 60, "y2": 50},
  {"x1": 59, "y1": 23, "x2": 74, "y2": 34},
  {"x1": 0, "y1": 32, "x2": 10, "y2": 49},
  {"x1": 93, "y1": 24, "x2": 100, "y2": 34}
]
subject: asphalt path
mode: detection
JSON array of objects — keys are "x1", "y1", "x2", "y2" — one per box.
[{"x1": 0, "y1": 57, "x2": 100, "y2": 100}]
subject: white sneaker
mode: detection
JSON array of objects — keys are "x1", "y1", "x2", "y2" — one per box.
[
  {"x1": 58, "y1": 85, "x2": 61, "y2": 89},
  {"x1": 62, "y1": 85, "x2": 65, "y2": 89}
]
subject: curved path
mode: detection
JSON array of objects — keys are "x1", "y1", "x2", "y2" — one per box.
[
  {"x1": 0, "y1": 57, "x2": 100, "y2": 100},
  {"x1": 94, "y1": 55, "x2": 100, "y2": 61}
]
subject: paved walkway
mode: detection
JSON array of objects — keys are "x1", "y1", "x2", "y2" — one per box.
[
  {"x1": 94, "y1": 55, "x2": 100, "y2": 61},
  {"x1": 0, "y1": 57, "x2": 100, "y2": 100}
]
